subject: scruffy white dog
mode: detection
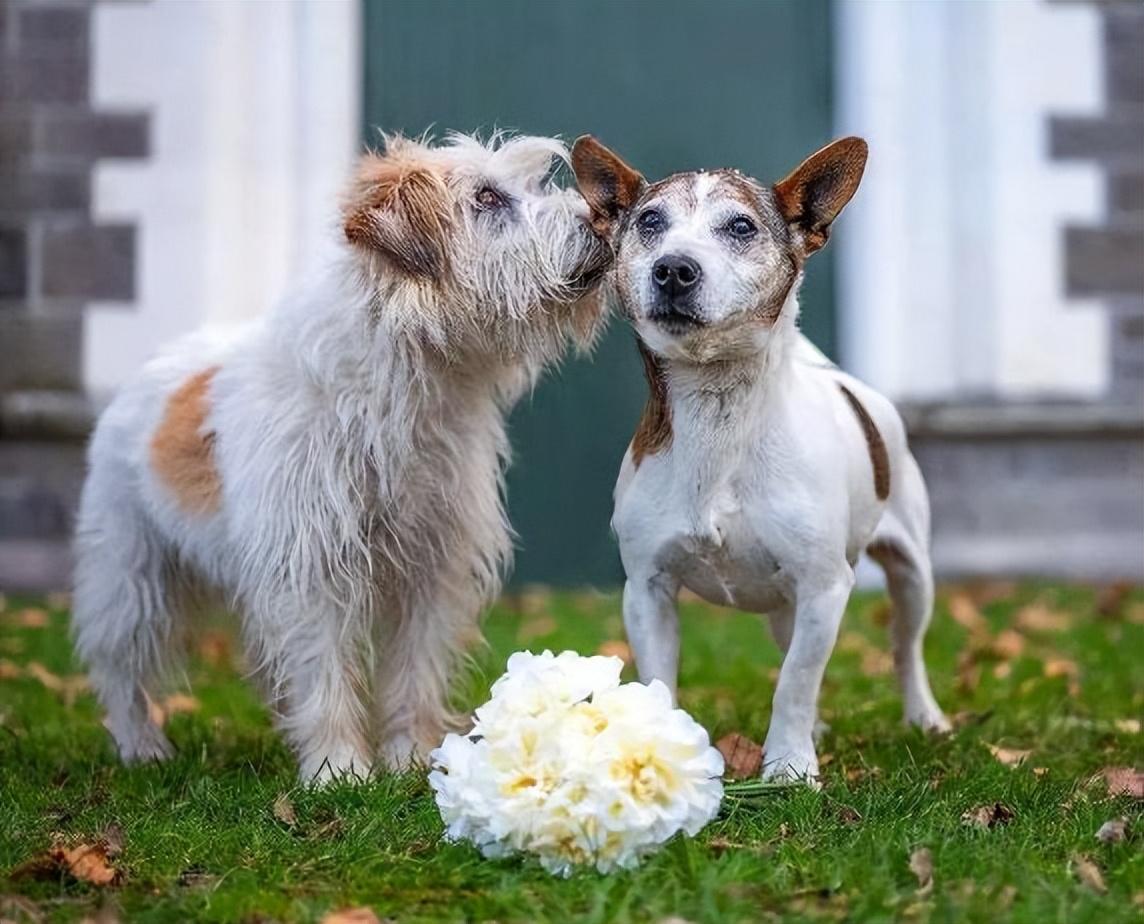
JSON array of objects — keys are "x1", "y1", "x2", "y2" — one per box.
[
  {"x1": 571, "y1": 136, "x2": 950, "y2": 784},
  {"x1": 72, "y1": 133, "x2": 610, "y2": 781}
]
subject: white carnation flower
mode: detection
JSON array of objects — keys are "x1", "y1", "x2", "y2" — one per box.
[{"x1": 428, "y1": 650, "x2": 724, "y2": 876}]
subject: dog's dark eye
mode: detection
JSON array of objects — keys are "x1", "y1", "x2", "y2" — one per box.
[
  {"x1": 637, "y1": 209, "x2": 665, "y2": 234},
  {"x1": 725, "y1": 215, "x2": 758, "y2": 239},
  {"x1": 475, "y1": 186, "x2": 508, "y2": 211}
]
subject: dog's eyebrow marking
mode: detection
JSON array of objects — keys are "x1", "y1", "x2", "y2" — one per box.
[
  {"x1": 632, "y1": 339, "x2": 673, "y2": 467},
  {"x1": 151, "y1": 367, "x2": 223, "y2": 515},
  {"x1": 837, "y1": 384, "x2": 890, "y2": 500},
  {"x1": 641, "y1": 173, "x2": 697, "y2": 212}
]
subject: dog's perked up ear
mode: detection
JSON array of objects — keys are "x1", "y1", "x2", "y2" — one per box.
[
  {"x1": 773, "y1": 137, "x2": 867, "y2": 257},
  {"x1": 343, "y1": 152, "x2": 453, "y2": 280},
  {"x1": 571, "y1": 135, "x2": 645, "y2": 230}
]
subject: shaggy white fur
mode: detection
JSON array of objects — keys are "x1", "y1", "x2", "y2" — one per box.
[{"x1": 72, "y1": 133, "x2": 610, "y2": 782}]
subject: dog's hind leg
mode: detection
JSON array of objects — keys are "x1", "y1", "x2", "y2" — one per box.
[
  {"x1": 72, "y1": 473, "x2": 179, "y2": 763},
  {"x1": 867, "y1": 453, "x2": 950, "y2": 733}
]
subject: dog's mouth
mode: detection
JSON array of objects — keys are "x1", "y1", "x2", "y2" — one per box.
[{"x1": 648, "y1": 305, "x2": 705, "y2": 335}]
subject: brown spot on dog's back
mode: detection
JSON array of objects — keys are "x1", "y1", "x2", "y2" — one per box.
[
  {"x1": 632, "y1": 339, "x2": 672, "y2": 467},
  {"x1": 838, "y1": 383, "x2": 890, "y2": 500},
  {"x1": 151, "y1": 367, "x2": 222, "y2": 515}
]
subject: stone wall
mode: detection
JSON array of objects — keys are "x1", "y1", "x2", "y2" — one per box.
[{"x1": 0, "y1": 0, "x2": 148, "y2": 589}]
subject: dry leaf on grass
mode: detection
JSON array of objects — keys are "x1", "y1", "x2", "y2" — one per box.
[
  {"x1": 13, "y1": 607, "x2": 49, "y2": 628},
  {"x1": 961, "y1": 802, "x2": 1016, "y2": 829},
  {"x1": 987, "y1": 744, "x2": 1032, "y2": 767},
  {"x1": 24, "y1": 662, "x2": 88, "y2": 705},
  {"x1": 0, "y1": 659, "x2": 22, "y2": 680},
  {"x1": 273, "y1": 793, "x2": 297, "y2": 827},
  {"x1": 948, "y1": 594, "x2": 989, "y2": 634},
  {"x1": 1096, "y1": 582, "x2": 1133, "y2": 619},
  {"x1": 1101, "y1": 766, "x2": 1144, "y2": 798},
  {"x1": 1072, "y1": 854, "x2": 1106, "y2": 894},
  {"x1": 1114, "y1": 718, "x2": 1141, "y2": 734},
  {"x1": 14, "y1": 843, "x2": 121, "y2": 887},
  {"x1": 990, "y1": 629, "x2": 1025, "y2": 661},
  {"x1": 1014, "y1": 603, "x2": 1071, "y2": 633},
  {"x1": 1095, "y1": 818, "x2": 1127, "y2": 844},
  {"x1": 716, "y1": 733, "x2": 763, "y2": 779},
  {"x1": 1043, "y1": 658, "x2": 1079, "y2": 680},
  {"x1": 597, "y1": 639, "x2": 633, "y2": 665},
  {"x1": 908, "y1": 847, "x2": 934, "y2": 895},
  {"x1": 320, "y1": 909, "x2": 382, "y2": 924},
  {"x1": 146, "y1": 693, "x2": 201, "y2": 727},
  {"x1": 516, "y1": 615, "x2": 557, "y2": 642}
]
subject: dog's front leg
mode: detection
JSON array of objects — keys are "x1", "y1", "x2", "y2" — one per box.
[
  {"x1": 375, "y1": 578, "x2": 480, "y2": 770},
  {"x1": 762, "y1": 572, "x2": 853, "y2": 785},
  {"x1": 623, "y1": 573, "x2": 681, "y2": 702},
  {"x1": 268, "y1": 606, "x2": 373, "y2": 784}
]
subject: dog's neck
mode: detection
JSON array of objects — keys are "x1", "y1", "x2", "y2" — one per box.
[{"x1": 657, "y1": 295, "x2": 799, "y2": 516}]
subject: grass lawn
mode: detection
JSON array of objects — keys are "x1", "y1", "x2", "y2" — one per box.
[{"x1": 1, "y1": 583, "x2": 1142, "y2": 923}]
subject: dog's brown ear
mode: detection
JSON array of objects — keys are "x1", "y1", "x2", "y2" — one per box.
[
  {"x1": 571, "y1": 135, "x2": 645, "y2": 228},
  {"x1": 343, "y1": 154, "x2": 453, "y2": 279},
  {"x1": 773, "y1": 137, "x2": 867, "y2": 256}
]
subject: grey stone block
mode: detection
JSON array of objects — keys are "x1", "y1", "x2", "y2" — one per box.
[
  {"x1": 0, "y1": 441, "x2": 86, "y2": 542},
  {"x1": 0, "y1": 162, "x2": 90, "y2": 211},
  {"x1": 1105, "y1": 5, "x2": 1144, "y2": 104},
  {"x1": 40, "y1": 223, "x2": 134, "y2": 300},
  {"x1": 1050, "y1": 113, "x2": 1144, "y2": 167},
  {"x1": 0, "y1": 40, "x2": 89, "y2": 106},
  {"x1": 0, "y1": 226, "x2": 27, "y2": 298},
  {"x1": 0, "y1": 116, "x2": 33, "y2": 160},
  {"x1": 39, "y1": 111, "x2": 149, "y2": 160},
  {"x1": 0, "y1": 539, "x2": 74, "y2": 593},
  {"x1": 1065, "y1": 225, "x2": 1144, "y2": 296},
  {"x1": 17, "y1": 5, "x2": 89, "y2": 43},
  {"x1": 1108, "y1": 171, "x2": 1144, "y2": 216},
  {"x1": 0, "y1": 312, "x2": 82, "y2": 390},
  {"x1": 0, "y1": 388, "x2": 95, "y2": 439}
]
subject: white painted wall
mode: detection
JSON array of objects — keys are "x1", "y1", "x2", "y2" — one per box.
[
  {"x1": 85, "y1": 0, "x2": 361, "y2": 397},
  {"x1": 835, "y1": 0, "x2": 1107, "y2": 402}
]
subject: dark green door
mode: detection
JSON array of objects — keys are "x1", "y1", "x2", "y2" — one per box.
[{"x1": 363, "y1": 0, "x2": 834, "y2": 587}]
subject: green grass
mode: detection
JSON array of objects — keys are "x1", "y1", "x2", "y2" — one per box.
[{"x1": 1, "y1": 584, "x2": 1142, "y2": 923}]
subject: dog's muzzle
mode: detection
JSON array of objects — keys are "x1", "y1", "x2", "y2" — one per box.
[{"x1": 649, "y1": 253, "x2": 704, "y2": 330}]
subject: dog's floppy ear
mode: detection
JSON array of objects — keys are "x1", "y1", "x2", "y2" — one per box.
[
  {"x1": 343, "y1": 153, "x2": 453, "y2": 280},
  {"x1": 571, "y1": 135, "x2": 645, "y2": 227},
  {"x1": 773, "y1": 137, "x2": 867, "y2": 256}
]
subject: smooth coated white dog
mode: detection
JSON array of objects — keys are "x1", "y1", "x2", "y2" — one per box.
[
  {"x1": 571, "y1": 136, "x2": 950, "y2": 783},
  {"x1": 72, "y1": 133, "x2": 610, "y2": 781}
]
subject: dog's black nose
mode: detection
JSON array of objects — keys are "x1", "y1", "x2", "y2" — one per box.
[{"x1": 652, "y1": 254, "x2": 702, "y2": 297}]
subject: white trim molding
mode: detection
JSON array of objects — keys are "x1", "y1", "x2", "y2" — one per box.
[
  {"x1": 85, "y1": 0, "x2": 362, "y2": 397},
  {"x1": 834, "y1": 0, "x2": 1107, "y2": 403}
]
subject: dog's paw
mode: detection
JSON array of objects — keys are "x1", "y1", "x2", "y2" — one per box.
[
  {"x1": 379, "y1": 733, "x2": 431, "y2": 772},
  {"x1": 761, "y1": 749, "x2": 820, "y2": 789},
  {"x1": 906, "y1": 706, "x2": 953, "y2": 735},
  {"x1": 301, "y1": 746, "x2": 372, "y2": 786},
  {"x1": 118, "y1": 727, "x2": 175, "y2": 764}
]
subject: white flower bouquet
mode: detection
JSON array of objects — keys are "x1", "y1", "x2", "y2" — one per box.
[{"x1": 428, "y1": 650, "x2": 724, "y2": 876}]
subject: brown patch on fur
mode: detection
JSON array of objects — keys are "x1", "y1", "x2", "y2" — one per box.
[
  {"x1": 151, "y1": 367, "x2": 222, "y2": 515},
  {"x1": 642, "y1": 173, "x2": 698, "y2": 212},
  {"x1": 343, "y1": 152, "x2": 453, "y2": 279},
  {"x1": 774, "y1": 137, "x2": 867, "y2": 255},
  {"x1": 631, "y1": 339, "x2": 672, "y2": 467},
  {"x1": 838, "y1": 383, "x2": 890, "y2": 500}
]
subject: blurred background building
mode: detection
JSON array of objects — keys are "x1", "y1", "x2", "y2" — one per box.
[{"x1": 0, "y1": 0, "x2": 1141, "y2": 591}]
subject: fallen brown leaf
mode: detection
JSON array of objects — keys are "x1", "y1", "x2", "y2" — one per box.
[
  {"x1": 321, "y1": 909, "x2": 382, "y2": 924},
  {"x1": 147, "y1": 693, "x2": 201, "y2": 727},
  {"x1": 956, "y1": 653, "x2": 981, "y2": 695},
  {"x1": 991, "y1": 629, "x2": 1025, "y2": 660},
  {"x1": 273, "y1": 793, "x2": 297, "y2": 827},
  {"x1": 1043, "y1": 658, "x2": 1079, "y2": 680},
  {"x1": 1014, "y1": 602, "x2": 1071, "y2": 633},
  {"x1": 1114, "y1": 718, "x2": 1141, "y2": 734},
  {"x1": 1033, "y1": 766, "x2": 1049, "y2": 778},
  {"x1": 597, "y1": 639, "x2": 633, "y2": 665},
  {"x1": 834, "y1": 803, "x2": 861, "y2": 824},
  {"x1": 11, "y1": 843, "x2": 124, "y2": 887},
  {"x1": 1095, "y1": 582, "x2": 1132, "y2": 619},
  {"x1": 860, "y1": 648, "x2": 893, "y2": 677},
  {"x1": 516, "y1": 615, "x2": 557, "y2": 642},
  {"x1": 987, "y1": 744, "x2": 1032, "y2": 767},
  {"x1": 948, "y1": 594, "x2": 988, "y2": 634},
  {"x1": 716, "y1": 732, "x2": 763, "y2": 779},
  {"x1": 961, "y1": 802, "x2": 1015, "y2": 829},
  {"x1": 0, "y1": 659, "x2": 22, "y2": 680},
  {"x1": 1072, "y1": 854, "x2": 1106, "y2": 894},
  {"x1": 25, "y1": 662, "x2": 61, "y2": 691},
  {"x1": 1095, "y1": 818, "x2": 1127, "y2": 844},
  {"x1": 908, "y1": 847, "x2": 934, "y2": 895},
  {"x1": 992, "y1": 662, "x2": 1012, "y2": 680},
  {"x1": 13, "y1": 607, "x2": 49, "y2": 628},
  {"x1": 1101, "y1": 766, "x2": 1144, "y2": 798}
]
